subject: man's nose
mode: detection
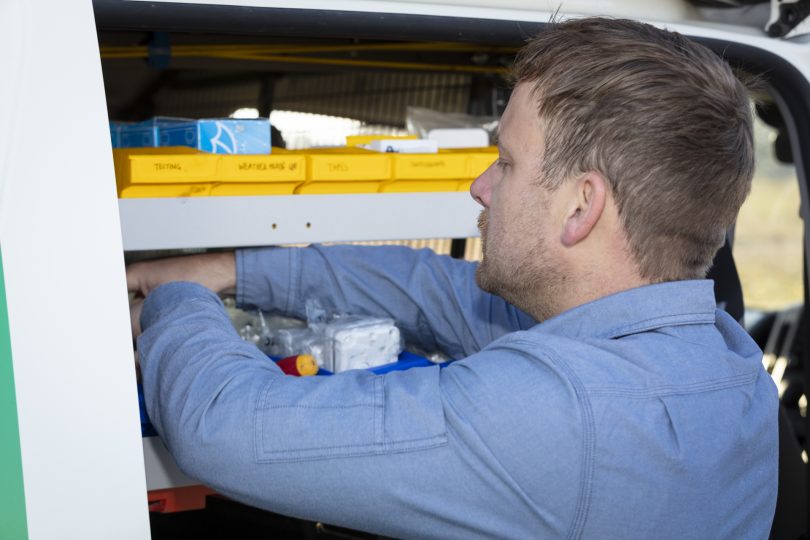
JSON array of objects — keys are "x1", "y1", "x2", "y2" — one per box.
[{"x1": 470, "y1": 162, "x2": 495, "y2": 208}]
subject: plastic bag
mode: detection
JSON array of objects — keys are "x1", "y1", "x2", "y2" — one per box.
[
  {"x1": 406, "y1": 106, "x2": 499, "y2": 144},
  {"x1": 231, "y1": 300, "x2": 404, "y2": 373},
  {"x1": 305, "y1": 299, "x2": 402, "y2": 372}
]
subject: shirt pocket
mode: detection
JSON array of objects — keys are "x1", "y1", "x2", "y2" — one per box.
[{"x1": 255, "y1": 367, "x2": 447, "y2": 463}]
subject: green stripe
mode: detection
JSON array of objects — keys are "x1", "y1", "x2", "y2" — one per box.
[{"x1": 0, "y1": 247, "x2": 28, "y2": 540}]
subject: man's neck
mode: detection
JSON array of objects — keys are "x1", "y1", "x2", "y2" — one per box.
[
  {"x1": 554, "y1": 274, "x2": 652, "y2": 319},
  {"x1": 521, "y1": 259, "x2": 650, "y2": 323}
]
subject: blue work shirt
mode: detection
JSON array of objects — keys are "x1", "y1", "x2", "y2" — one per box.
[{"x1": 138, "y1": 244, "x2": 778, "y2": 539}]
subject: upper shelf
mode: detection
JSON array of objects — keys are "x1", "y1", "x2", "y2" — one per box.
[{"x1": 118, "y1": 192, "x2": 481, "y2": 250}]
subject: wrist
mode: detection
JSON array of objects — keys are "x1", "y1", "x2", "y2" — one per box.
[{"x1": 204, "y1": 251, "x2": 236, "y2": 295}]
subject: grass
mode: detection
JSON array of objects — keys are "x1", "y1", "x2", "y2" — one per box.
[
  {"x1": 734, "y1": 174, "x2": 803, "y2": 311},
  {"x1": 733, "y1": 117, "x2": 803, "y2": 312}
]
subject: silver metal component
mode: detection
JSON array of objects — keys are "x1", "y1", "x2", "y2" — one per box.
[{"x1": 767, "y1": 0, "x2": 810, "y2": 38}]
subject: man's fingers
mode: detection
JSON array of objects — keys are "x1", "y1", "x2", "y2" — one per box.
[
  {"x1": 126, "y1": 259, "x2": 162, "y2": 296},
  {"x1": 130, "y1": 297, "x2": 145, "y2": 339},
  {"x1": 126, "y1": 262, "x2": 145, "y2": 294}
]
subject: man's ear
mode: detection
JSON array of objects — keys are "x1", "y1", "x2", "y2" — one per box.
[{"x1": 560, "y1": 172, "x2": 607, "y2": 247}]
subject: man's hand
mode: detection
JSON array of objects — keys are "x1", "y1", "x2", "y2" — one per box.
[
  {"x1": 126, "y1": 252, "x2": 237, "y2": 297},
  {"x1": 127, "y1": 252, "x2": 236, "y2": 340},
  {"x1": 130, "y1": 296, "x2": 144, "y2": 339}
]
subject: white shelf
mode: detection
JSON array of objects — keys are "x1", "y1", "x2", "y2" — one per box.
[
  {"x1": 119, "y1": 192, "x2": 481, "y2": 250},
  {"x1": 143, "y1": 437, "x2": 198, "y2": 491}
]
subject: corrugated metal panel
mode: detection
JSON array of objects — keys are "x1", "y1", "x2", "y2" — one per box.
[
  {"x1": 153, "y1": 79, "x2": 262, "y2": 119},
  {"x1": 273, "y1": 72, "x2": 472, "y2": 126}
]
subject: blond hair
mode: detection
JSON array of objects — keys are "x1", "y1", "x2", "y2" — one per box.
[{"x1": 513, "y1": 18, "x2": 755, "y2": 281}]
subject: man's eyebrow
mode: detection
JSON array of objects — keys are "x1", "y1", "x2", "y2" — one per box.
[
  {"x1": 493, "y1": 130, "x2": 500, "y2": 146},
  {"x1": 494, "y1": 131, "x2": 511, "y2": 156}
]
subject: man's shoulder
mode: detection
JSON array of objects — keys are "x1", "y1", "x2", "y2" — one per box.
[{"x1": 472, "y1": 317, "x2": 765, "y2": 397}]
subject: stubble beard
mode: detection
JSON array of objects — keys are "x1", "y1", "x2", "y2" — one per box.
[
  {"x1": 475, "y1": 210, "x2": 494, "y2": 290},
  {"x1": 475, "y1": 210, "x2": 564, "y2": 322}
]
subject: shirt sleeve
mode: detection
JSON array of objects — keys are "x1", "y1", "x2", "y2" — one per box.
[
  {"x1": 235, "y1": 244, "x2": 536, "y2": 358},
  {"x1": 138, "y1": 281, "x2": 583, "y2": 540}
]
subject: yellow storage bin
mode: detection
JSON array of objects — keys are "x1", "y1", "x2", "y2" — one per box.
[
  {"x1": 218, "y1": 155, "x2": 306, "y2": 195},
  {"x1": 295, "y1": 148, "x2": 391, "y2": 194},
  {"x1": 466, "y1": 149, "x2": 498, "y2": 176},
  {"x1": 210, "y1": 182, "x2": 299, "y2": 196},
  {"x1": 114, "y1": 148, "x2": 219, "y2": 185},
  {"x1": 458, "y1": 148, "x2": 498, "y2": 191},
  {"x1": 456, "y1": 179, "x2": 474, "y2": 192},
  {"x1": 377, "y1": 147, "x2": 497, "y2": 193},
  {"x1": 114, "y1": 148, "x2": 306, "y2": 198},
  {"x1": 114, "y1": 147, "x2": 218, "y2": 198},
  {"x1": 118, "y1": 183, "x2": 214, "y2": 198},
  {"x1": 345, "y1": 134, "x2": 417, "y2": 146},
  {"x1": 112, "y1": 146, "x2": 497, "y2": 197},
  {"x1": 380, "y1": 151, "x2": 469, "y2": 193}
]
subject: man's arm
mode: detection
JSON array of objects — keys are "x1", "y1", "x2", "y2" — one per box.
[
  {"x1": 237, "y1": 244, "x2": 536, "y2": 358},
  {"x1": 127, "y1": 251, "x2": 236, "y2": 297},
  {"x1": 127, "y1": 245, "x2": 535, "y2": 358},
  {"x1": 137, "y1": 281, "x2": 581, "y2": 539}
]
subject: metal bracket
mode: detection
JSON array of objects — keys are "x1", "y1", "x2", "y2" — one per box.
[
  {"x1": 147, "y1": 31, "x2": 171, "y2": 69},
  {"x1": 767, "y1": 0, "x2": 810, "y2": 38}
]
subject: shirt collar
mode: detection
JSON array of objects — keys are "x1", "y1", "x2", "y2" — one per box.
[{"x1": 533, "y1": 280, "x2": 717, "y2": 340}]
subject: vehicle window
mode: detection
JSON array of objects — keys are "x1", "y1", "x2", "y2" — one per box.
[{"x1": 733, "y1": 111, "x2": 802, "y2": 311}]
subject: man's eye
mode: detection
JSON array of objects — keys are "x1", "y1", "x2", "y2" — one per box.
[{"x1": 496, "y1": 159, "x2": 509, "y2": 169}]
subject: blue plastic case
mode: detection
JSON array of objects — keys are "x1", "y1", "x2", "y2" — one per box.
[
  {"x1": 160, "y1": 119, "x2": 272, "y2": 154},
  {"x1": 115, "y1": 117, "x2": 191, "y2": 148}
]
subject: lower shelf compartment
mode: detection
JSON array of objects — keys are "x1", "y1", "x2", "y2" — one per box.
[{"x1": 149, "y1": 485, "x2": 217, "y2": 513}]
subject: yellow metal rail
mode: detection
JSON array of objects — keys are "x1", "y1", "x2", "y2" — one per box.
[{"x1": 100, "y1": 42, "x2": 515, "y2": 74}]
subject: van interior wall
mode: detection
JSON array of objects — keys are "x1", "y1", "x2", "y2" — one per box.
[{"x1": 99, "y1": 33, "x2": 511, "y2": 125}]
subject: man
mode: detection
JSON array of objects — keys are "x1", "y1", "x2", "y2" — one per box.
[{"x1": 128, "y1": 18, "x2": 777, "y2": 539}]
